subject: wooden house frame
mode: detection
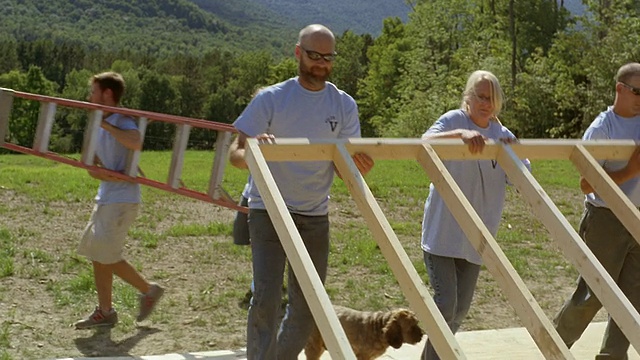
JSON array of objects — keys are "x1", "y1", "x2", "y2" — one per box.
[{"x1": 245, "y1": 138, "x2": 640, "y2": 359}]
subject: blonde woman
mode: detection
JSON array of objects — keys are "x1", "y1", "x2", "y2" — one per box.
[{"x1": 420, "y1": 70, "x2": 530, "y2": 359}]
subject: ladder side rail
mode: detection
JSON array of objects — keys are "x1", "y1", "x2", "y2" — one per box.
[{"x1": 10, "y1": 89, "x2": 236, "y2": 132}]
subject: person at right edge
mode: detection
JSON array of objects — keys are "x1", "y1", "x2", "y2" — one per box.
[{"x1": 554, "y1": 62, "x2": 640, "y2": 360}]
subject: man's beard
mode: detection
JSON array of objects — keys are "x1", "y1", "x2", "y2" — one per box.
[{"x1": 299, "y1": 63, "x2": 331, "y2": 84}]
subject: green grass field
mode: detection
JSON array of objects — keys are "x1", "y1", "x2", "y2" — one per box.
[{"x1": 0, "y1": 151, "x2": 587, "y2": 359}]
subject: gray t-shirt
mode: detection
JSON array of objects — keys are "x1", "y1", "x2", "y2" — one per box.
[
  {"x1": 584, "y1": 106, "x2": 640, "y2": 207},
  {"x1": 421, "y1": 109, "x2": 523, "y2": 265},
  {"x1": 95, "y1": 113, "x2": 141, "y2": 204},
  {"x1": 233, "y1": 77, "x2": 360, "y2": 216}
]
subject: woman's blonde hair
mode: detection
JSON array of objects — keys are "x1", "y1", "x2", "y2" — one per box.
[{"x1": 460, "y1": 70, "x2": 504, "y2": 121}]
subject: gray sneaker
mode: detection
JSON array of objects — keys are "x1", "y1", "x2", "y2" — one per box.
[
  {"x1": 137, "y1": 283, "x2": 164, "y2": 322},
  {"x1": 74, "y1": 307, "x2": 118, "y2": 329}
]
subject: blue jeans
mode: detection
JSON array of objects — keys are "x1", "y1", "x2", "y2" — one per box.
[
  {"x1": 422, "y1": 252, "x2": 481, "y2": 360},
  {"x1": 554, "y1": 203, "x2": 640, "y2": 360},
  {"x1": 246, "y1": 209, "x2": 330, "y2": 360}
]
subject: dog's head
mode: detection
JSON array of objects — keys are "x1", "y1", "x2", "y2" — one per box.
[{"x1": 383, "y1": 309, "x2": 425, "y2": 349}]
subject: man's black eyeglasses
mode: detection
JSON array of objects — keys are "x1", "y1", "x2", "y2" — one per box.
[
  {"x1": 300, "y1": 46, "x2": 337, "y2": 62},
  {"x1": 620, "y1": 82, "x2": 640, "y2": 96}
]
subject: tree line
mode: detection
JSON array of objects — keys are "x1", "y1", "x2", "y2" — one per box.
[{"x1": 0, "y1": 0, "x2": 638, "y2": 154}]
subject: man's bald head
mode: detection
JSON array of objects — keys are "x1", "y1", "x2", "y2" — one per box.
[{"x1": 297, "y1": 24, "x2": 335, "y2": 48}]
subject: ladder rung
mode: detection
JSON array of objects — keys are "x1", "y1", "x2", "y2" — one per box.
[
  {"x1": 0, "y1": 88, "x2": 15, "y2": 146},
  {"x1": 81, "y1": 110, "x2": 103, "y2": 165},
  {"x1": 208, "y1": 130, "x2": 233, "y2": 200},
  {"x1": 33, "y1": 102, "x2": 57, "y2": 153},
  {"x1": 125, "y1": 117, "x2": 148, "y2": 177},
  {"x1": 168, "y1": 124, "x2": 191, "y2": 189}
]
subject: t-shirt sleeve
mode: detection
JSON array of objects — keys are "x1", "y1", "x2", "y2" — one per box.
[
  {"x1": 500, "y1": 126, "x2": 531, "y2": 183},
  {"x1": 500, "y1": 126, "x2": 518, "y2": 141},
  {"x1": 338, "y1": 96, "x2": 361, "y2": 138},
  {"x1": 582, "y1": 121, "x2": 609, "y2": 167},
  {"x1": 233, "y1": 93, "x2": 272, "y2": 137},
  {"x1": 424, "y1": 112, "x2": 454, "y2": 137},
  {"x1": 114, "y1": 115, "x2": 138, "y2": 131},
  {"x1": 582, "y1": 125, "x2": 608, "y2": 141}
]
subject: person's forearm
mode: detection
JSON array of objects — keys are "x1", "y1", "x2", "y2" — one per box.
[
  {"x1": 422, "y1": 130, "x2": 464, "y2": 140},
  {"x1": 228, "y1": 135, "x2": 249, "y2": 169},
  {"x1": 580, "y1": 167, "x2": 636, "y2": 194},
  {"x1": 229, "y1": 148, "x2": 248, "y2": 169}
]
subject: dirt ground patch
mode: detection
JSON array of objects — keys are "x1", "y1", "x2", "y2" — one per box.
[{"x1": 0, "y1": 185, "x2": 607, "y2": 359}]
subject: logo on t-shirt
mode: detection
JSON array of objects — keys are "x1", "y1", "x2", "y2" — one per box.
[{"x1": 325, "y1": 116, "x2": 338, "y2": 132}]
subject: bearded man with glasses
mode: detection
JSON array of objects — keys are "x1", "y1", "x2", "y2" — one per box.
[
  {"x1": 554, "y1": 62, "x2": 640, "y2": 360},
  {"x1": 229, "y1": 24, "x2": 374, "y2": 359}
]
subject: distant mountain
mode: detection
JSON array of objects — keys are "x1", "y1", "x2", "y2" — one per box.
[
  {"x1": 191, "y1": 0, "x2": 584, "y2": 39},
  {"x1": 245, "y1": 0, "x2": 410, "y2": 36},
  {"x1": 188, "y1": 0, "x2": 298, "y2": 53},
  {"x1": 190, "y1": 0, "x2": 410, "y2": 36},
  {"x1": 563, "y1": 0, "x2": 587, "y2": 17}
]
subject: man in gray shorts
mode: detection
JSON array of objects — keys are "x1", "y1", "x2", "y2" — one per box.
[
  {"x1": 553, "y1": 62, "x2": 640, "y2": 359},
  {"x1": 74, "y1": 71, "x2": 164, "y2": 329}
]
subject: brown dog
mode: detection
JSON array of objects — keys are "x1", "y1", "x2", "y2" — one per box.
[{"x1": 304, "y1": 305, "x2": 425, "y2": 360}]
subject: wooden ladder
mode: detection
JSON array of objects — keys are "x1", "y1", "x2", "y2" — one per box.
[{"x1": 0, "y1": 87, "x2": 246, "y2": 212}]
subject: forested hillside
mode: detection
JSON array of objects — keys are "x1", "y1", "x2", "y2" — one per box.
[
  {"x1": 0, "y1": 0, "x2": 638, "y2": 156},
  {"x1": 0, "y1": 0, "x2": 297, "y2": 56},
  {"x1": 0, "y1": 0, "x2": 410, "y2": 57}
]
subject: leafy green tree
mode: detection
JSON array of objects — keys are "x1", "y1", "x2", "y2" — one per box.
[
  {"x1": 389, "y1": 0, "x2": 475, "y2": 137},
  {"x1": 52, "y1": 69, "x2": 94, "y2": 153},
  {"x1": 267, "y1": 57, "x2": 297, "y2": 85},
  {"x1": 204, "y1": 87, "x2": 238, "y2": 126},
  {"x1": 357, "y1": 17, "x2": 410, "y2": 136},
  {"x1": 376, "y1": 0, "x2": 574, "y2": 137},
  {"x1": 227, "y1": 51, "x2": 273, "y2": 106},
  {"x1": 0, "y1": 66, "x2": 57, "y2": 147},
  {"x1": 0, "y1": 37, "x2": 20, "y2": 74},
  {"x1": 175, "y1": 58, "x2": 212, "y2": 149},
  {"x1": 201, "y1": 50, "x2": 273, "y2": 140},
  {"x1": 138, "y1": 70, "x2": 181, "y2": 150},
  {"x1": 511, "y1": 1, "x2": 639, "y2": 138},
  {"x1": 331, "y1": 31, "x2": 368, "y2": 99}
]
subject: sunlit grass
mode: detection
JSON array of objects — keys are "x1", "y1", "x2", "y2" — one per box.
[{"x1": 166, "y1": 222, "x2": 232, "y2": 237}]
